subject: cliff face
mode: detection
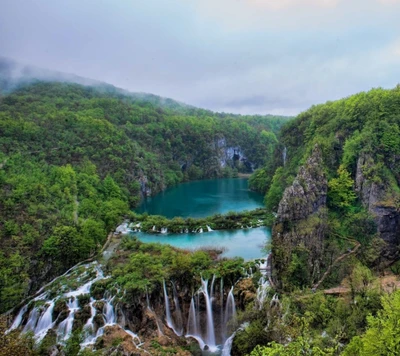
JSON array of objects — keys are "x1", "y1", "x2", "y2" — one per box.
[
  {"x1": 355, "y1": 154, "x2": 400, "y2": 261},
  {"x1": 272, "y1": 145, "x2": 328, "y2": 290}
]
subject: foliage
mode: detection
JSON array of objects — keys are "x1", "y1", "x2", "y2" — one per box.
[
  {"x1": 343, "y1": 290, "x2": 400, "y2": 356},
  {"x1": 328, "y1": 165, "x2": 357, "y2": 210},
  {"x1": 0, "y1": 316, "x2": 36, "y2": 356},
  {"x1": 0, "y1": 81, "x2": 289, "y2": 312}
]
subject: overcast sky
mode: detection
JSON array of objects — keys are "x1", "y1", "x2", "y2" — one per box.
[{"x1": 1, "y1": 0, "x2": 400, "y2": 115}]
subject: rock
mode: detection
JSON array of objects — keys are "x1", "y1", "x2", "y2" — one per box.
[
  {"x1": 272, "y1": 145, "x2": 328, "y2": 289},
  {"x1": 355, "y1": 154, "x2": 400, "y2": 260}
]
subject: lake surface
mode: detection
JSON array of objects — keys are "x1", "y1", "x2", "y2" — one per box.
[
  {"x1": 134, "y1": 178, "x2": 269, "y2": 260},
  {"x1": 137, "y1": 178, "x2": 264, "y2": 218},
  {"x1": 133, "y1": 227, "x2": 270, "y2": 260}
]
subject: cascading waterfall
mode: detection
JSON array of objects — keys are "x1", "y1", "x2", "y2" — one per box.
[
  {"x1": 8, "y1": 261, "x2": 142, "y2": 351},
  {"x1": 206, "y1": 225, "x2": 214, "y2": 232},
  {"x1": 35, "y1": 301, "x2": 55, "y2": 341},
  {"x1": 159, "y1": 275, "x2": 239, "y2": 353},
  {"x1": 8, "y1": 305, "x2": 28, "y2": 332}
]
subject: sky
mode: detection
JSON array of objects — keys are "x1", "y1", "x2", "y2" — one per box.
[{"x1": 1, "y1": 0, "x2": 400, "y2": 115}]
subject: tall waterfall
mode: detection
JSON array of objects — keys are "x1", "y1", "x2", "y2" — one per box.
[
  {"x1": 282, "y1": 146, "x2": 287, "y2": 166},
  {"x1": 163, "y1": 279, "x2": 182, "y2": 336},
  {"x1": 164, "y1": 275, "x2": 237, "y2": 353},
  {"x1": 201, "y1": 278, "x2": 216, "y2": 348}
]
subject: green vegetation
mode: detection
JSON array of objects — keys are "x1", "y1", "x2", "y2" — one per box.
[
  {"x1": 252, "y1": 86, "x2": 400, "y2": 210},
  {"x1": 249, "y1": 86, "x2": 400, "y2": 290},
  {"x1": 128, "y1": 208, "x2": 271, "y2": 233},
  {"x1": 102, "y1": 237, "x2": 249, "y2": 298},
  {"x1": 0, "y1": 81, "x2": 288, "y2": 312}
]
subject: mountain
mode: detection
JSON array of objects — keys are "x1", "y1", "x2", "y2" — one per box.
[
  {"x1": 251, "y1": 85, "x2": 400, "y2": 290},
  {"x1": 0, "y1": 76, "x2": 290, "y2": 313}
]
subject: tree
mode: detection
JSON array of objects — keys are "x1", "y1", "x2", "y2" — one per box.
[
  {"x1": 343, "y1": 290, "x2": 400, "y2": 355},
  {"x1": 328, "y1": 165, "x2": 356, "y2": 209}
]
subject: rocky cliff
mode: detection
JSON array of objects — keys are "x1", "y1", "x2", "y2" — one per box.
[
  {"x1": 272, "y1": 145, "x2": 328, "y2": 290},
  {"x1": 355, "y1": 154, "x2": 400, "y2": 261}
]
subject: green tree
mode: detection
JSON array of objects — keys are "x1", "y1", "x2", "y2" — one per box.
[{"x1": 328, "y1": 165, "x2": 356, "y2": 209}]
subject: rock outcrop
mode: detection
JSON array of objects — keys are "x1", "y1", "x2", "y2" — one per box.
[
  {"x1": 272, "y1": 145, "x2": 328, "y2": 290},
  {"x1": 355, "y1": 154, "x2": 400, "y2": 261}
]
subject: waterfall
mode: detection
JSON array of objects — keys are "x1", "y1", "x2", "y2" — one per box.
[
  {"x1": 221, "y1": 323, "x2": 247, "y2": 356},
  {"x1": 34, "y1": 301, "x2": 55, "y2": 341},
  {"x1": 198, "y1": 227, "x2": 203, "y2": 233},
  {"x1": 256, "y1": 276, "x2": 270, "y2": 310},
  {"x1": 221, "y1": 332, "x2": 236, "y2": 356},
  {"x1": 210, "y1": 274, "x2": 216, "y2": 301},
  {"x1": 200, "y1": 278, "x2": 216, "y2": 348},
  {"x1": 161, "y1": 227, "x2": 168, "y2": 234},
  {"x1": 206, "y1": 225, "x2": 214, "y2": 232},
  {"x1": 222, "y1": 287, "x2": 236, "y2": 339},
  {"x1": 171, "y1": 281, "x2": 183, "y2": 335},
  {"x1": 163, "y1": 280, "x2": 181, "y2": 336},
  {"x1": 8, "y1": 305, "x2": 28, "y2": 331},
  {"x1": 283, "y1": 146, "x2": 287, "y2": 166},
  {"x1": 23, "y1": 307, "x2": 40, "y2": 333},
  {"x1": 58, "y1": 297, "x2": 80, "y2": 341},
  {"x1": 10, "y1": 261, "x2": 144, "y2": 351},
  {"x1": 83, "y1": 299, "x2": 97, "y2": 339},
  {"x1": 186, "y1": 297, "x2": 200, "y2": 337},
  {"x1": 104, "y1": 295, "x2": 116, "y2": 325}
]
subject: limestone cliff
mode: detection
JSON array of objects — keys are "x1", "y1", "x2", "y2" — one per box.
[
  {"x1": 272, "y1": 145, "x2": 328, "y2": 290},
  {"x1": 355, "y1": 154, "x2": 400, "y2": 261}
]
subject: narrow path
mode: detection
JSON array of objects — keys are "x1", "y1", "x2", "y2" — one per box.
[{"x1": 313, "y1": 234, "x2": 360, "y2": 290}]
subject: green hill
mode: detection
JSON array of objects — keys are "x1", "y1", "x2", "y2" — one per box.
[{"x1": 0, "y1": 80, "x2": 290, "y2": 312}]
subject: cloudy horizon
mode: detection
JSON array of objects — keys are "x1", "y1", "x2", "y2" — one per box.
[{"x1": 1, "y1": 0, "x2": 400, "y2": 115}]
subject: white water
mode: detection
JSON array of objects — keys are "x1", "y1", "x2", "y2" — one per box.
[
  {"x1": 171, "y1": 281, "x2": 184, "y2": 336},
  {"x1": 35, "y1": 301, "x2": 55, "y2": 342},
  {"x1": 163, "y1": 279, "x2": 182, "y2": 336},
  {"x1": 221, "y1": 332, "x2": 235, "y2": 356},
  {"x1": 9, "y1": 261, "x2": 142, "y2": 351},
  {"x1": 223, "y1": 287, "x2": 236, "y2": 340},
  {"x1": 8, "y1": 305, "x2": 28, "y2": 332},
  {"x1": 206, "y1": 225, "x2": 214, "y2": 232},
  {"x1": 283, "y1": 146, "x2": 287, "y2": 166},
  {"x1": 201, "y1": 278, "x2": 216, "y2": 348}
]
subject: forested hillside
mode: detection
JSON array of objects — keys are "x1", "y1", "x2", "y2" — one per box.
[
  {"x1": 232, "y1": 86, "x2": 400, "y2": 355},
  {"x1": 0, "y1": 81, "x2": 289, "y2": 312},
  {"x1": 251, "y1": 86, "x2": 400, "y2": 288}
]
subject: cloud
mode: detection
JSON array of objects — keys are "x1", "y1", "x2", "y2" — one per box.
[
  {"x1": 248, "y1": 0, "x2": 340, "y2": 9},
  {"x1": 0, "y1": 0, "x2": 400, "y2": 115}
]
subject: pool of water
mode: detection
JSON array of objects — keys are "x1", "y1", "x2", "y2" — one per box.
[
  {"x1": 132, "y1": 227, "x2": 270, "y2": 260},
  {"x1": 136, "y1": 178, "x2": 264, "y2": 218},
  {"x1": 134, "y1": 178, "x2": 269, "y2": 259}
]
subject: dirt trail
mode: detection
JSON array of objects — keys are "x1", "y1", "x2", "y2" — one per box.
[{"x1": 313, "y1": 234, "x2": 361, "y2": 290}]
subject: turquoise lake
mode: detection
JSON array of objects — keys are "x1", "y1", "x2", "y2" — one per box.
[
  {"x1": 137, "y1": 178, "x2": 264, "y2": 218},
  {"x1": 134, "y1": 178, "x2": 269, "y2": 259}
]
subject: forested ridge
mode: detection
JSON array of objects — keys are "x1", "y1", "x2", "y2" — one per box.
[
  {"x1": 0, "y1": 81, "x2": 289, "y2": 313},
  {"x1": 240, "y1": 85, "x2": 400, "y2": 355}
]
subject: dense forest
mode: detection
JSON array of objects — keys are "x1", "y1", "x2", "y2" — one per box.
[
  {"x1": 242, "y1": 85, "x2": 400, "y2": 355},
  {"x1": 0, "y1": 81, "x2": 289, "y2": 313},
  {"x1": 3, "y1": 77, "x2": 400, "y2": 356}
]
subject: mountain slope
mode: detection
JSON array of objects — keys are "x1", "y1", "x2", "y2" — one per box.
[
  {"x1": 0, "y1": 80, "x2": 290, "y2": 312},
  {"x1": 255, "y1": 86, "x2": 400, "y2": 290}
]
